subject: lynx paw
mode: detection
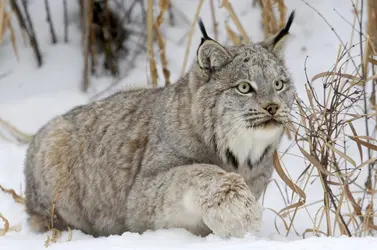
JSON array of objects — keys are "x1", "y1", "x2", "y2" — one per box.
[{"x1": 202, "y1": 173, "x2": 262, "y2": 238}]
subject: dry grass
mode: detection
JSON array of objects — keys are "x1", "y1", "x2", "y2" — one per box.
[
  {"x1": 0, "y1": 184, "x2": 24, "y2": 236},
  {"x1": 225, "y1": 21, "x2": 242, "y2": 45},
  {"x1": 367, "y1": 0, "x2": 377, "y2": 146},
  {"x1": 221, "y1": 0, "x2": 251, "y2": 43},
  {"x1": 266, "y1": 1, "x2": 377, "y2": 237},
  {"x1": 154, "y1": 0, "x2": 171, "y2": 86},
  {"x1": 209, "y1": 0, "x2": 219, "y2": 41},
  {"x1": 0, "y1": 184, "x2": 25, "y2": 205},
  {"x1": 147, "y1": 0, "x2": 158, "y2": 86},
  {"x1": 44, "y1": 228, "x2": 62, "y2": 248},
  {"x1": 258, "y1": 0, "x2": 287, "y2": 38},
  {"x1": 0, "y1": 118, "x2": 33, "y2": 145},
  {"x1": 0, "y1": 0, "x2": 19, "y2": 60},
  {"x1": 0, "y1": 213, "x2": 9, "y2": 236}
]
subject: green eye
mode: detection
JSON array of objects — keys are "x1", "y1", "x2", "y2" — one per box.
[
  {"x1": 274, "y1": 80, "x2": 285, "y2": 91},
  {"x1": 237, "y1": 82, "x2": 253, "y2": 94}
]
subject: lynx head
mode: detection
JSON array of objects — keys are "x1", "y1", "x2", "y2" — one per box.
[{"x1": 189, "y1": 11, "x2": 296, "y2": 166}]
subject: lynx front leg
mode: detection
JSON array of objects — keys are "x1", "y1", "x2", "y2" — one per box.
[{"x1": 156, "y1": 164, "x2": 262, "y2": 238}]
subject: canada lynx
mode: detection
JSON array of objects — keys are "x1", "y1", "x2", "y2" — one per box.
[{"x1": 24, "y1": 11, "x2": 296, "y2": 238}]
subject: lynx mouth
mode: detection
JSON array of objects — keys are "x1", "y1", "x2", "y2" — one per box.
[{"x1": 252, "y1": 118, "x2": 283, "y2": 129}]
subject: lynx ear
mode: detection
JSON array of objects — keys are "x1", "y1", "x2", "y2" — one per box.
[
  {"x1": 196, "y1": 18, "x2": 231, "y2": 71},
  {"x1": 259, "y1": 10, "x2": 295, "y2": 59}
]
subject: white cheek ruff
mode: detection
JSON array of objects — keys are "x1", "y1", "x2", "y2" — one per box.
[{"x1": 226, "y1": 126, "x2": 283, "y2": 165}]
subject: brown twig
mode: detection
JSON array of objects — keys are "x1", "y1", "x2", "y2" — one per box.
[
  {"x1": 9, "y1": 0, "x2": 28, "y2": 44},
  {"x1": 20, "y1": 0, "x2": 43, "y2": 67},
  {"x1": 0, "y1": 184, "x2": 25, "y2": 204},
  {"x1": 63, "y1": 0, "x2": 68, "y2": 43},
  {"x1": 81, "y1": 0, "x2": 93, "y2": 92},
  {"x1": 156, "y1": 0, "x2": 169, "y2": 27},
  {"x1": 0, "y1": 213, "x2": 9, "y2": 237},
  {"x1": 44, "y1": 0, "x2": 57, "y2": 44},
  {"x1": 102, "y1": 0, "x2": 118, "y2": 76}
]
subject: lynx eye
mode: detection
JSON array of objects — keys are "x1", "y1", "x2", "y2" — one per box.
[
  {"x1": 237, "y1": 82, "x2": 253, "y2": 94},
  {"x1": 274, "y1": 80, "x2": 285, "y2": 91}
]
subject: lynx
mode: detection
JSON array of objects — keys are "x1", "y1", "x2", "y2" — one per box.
[{"x1": 24, "y1": 11, "x2": 296, "y2": 238}]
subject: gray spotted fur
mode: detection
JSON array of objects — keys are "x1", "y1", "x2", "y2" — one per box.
[{"x1": 24, "y1": 12, "x2": 296, "y2": 238}]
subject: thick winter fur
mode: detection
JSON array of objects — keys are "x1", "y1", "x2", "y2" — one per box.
[{"x1": 24, "y1": 12, "x2": 296, "y2": 238}]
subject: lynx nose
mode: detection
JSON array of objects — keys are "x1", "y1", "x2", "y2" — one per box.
[{"x1": 264, "y1": 103, "x2": 279, "y2": 115}]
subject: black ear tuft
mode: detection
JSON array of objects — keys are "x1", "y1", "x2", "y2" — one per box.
[
  {"x1": 198, "y1": 18, "x2": 211, "y2": 41},
  {"x1": 198, "y1": 17, "x2": 213, "y2": 47},
  {"x1": 272, "y1": 10, "x2": 295, "y2": 46}
]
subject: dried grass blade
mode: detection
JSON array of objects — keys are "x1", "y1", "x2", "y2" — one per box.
[
  {"x1": 0, "y1": 213, "x2": 9, "y2": 236},
  {"x1": 153, "y1": 23, "x2": 170, "y2": 86},
  {"x1": 276, "y1": 0, "x2": 287, "y2": 29},
  {"x1": 298, "y1": 145, "x2": 334, "y2": 176},
  {"x1": 0, "y1": 184, "x2": 25, "y2": 204},
  {"x1": 147, "y1": 0, "x2": 158, "y2": 86},
  {"x1": 221, "y1": 0, "x2": 250, "y2": 43},
  {"x1": 180, "y1": 0, "x2": 204, "y2": 76},
  {"x1": 325, "y1": 142, "x2": 356, "y2": 167},
  {"x1": 349, "y1": 136, "x2": 377, "y2": 151},
  {"x1": 273, "y1": 151, "x2": 306, "y2": 214},
  {"x1": 225, "y1": 21, "x2": 241, "y2": 45},
  {"x1": 350, "y1": 135, "x2": 377, "y2": 141},
  {"x1": 344, "y1": 185, "x2": 362, "y2": 217},
  {"x1": 368, "y1": 57, "x2": 377, "y2": 65},
  {"x1": 311, "y1": 71, "x2": 360, "y2": 83},
  {"x1": 156, "y1": 0, "x2": 169, "y2": 27},
  {"x1": 303, "y1": 228, "x2": 327, "y2": 238},
  {"x1": 7, "y1": 13, "x2": 20, "y2": 61},
  {"x1": 348, "y1": 121, "x2": 364, "y2": 162},
  {"x1": 353, "y1": 157, "x2": 377, "y2": 171},
  {"x1": 0, "y1": 0, "x2": 5, "y2": 45},
  {"x1": 264, "y1": 207, "x2": 289, "y2": 234}
]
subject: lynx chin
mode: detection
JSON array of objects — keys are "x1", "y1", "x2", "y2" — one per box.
[{"x1": 24, "y1": 11, "x2": 296, "y2": 238}]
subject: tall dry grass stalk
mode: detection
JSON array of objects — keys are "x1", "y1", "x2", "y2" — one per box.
[
  {"x1": 147, "y1": 0, "x2": 158, "y2": 86},
  {"x1": 225, "y1": 21, "x2": 242, "y2": 45},
  {"x1": 154, "y1": 0, "x2": 171, "y2": 86},
  {"x1": 367, "y1": 0, "x2": 377, "y2": 145},
  {"x1": 81, "y1": 0, "x2": 93, "y2": 92},
  {"x1": 221, "y1": 0, "x2": 250, "y2": 43},
  {"x1": 209, "y1": 0, "x2": 219, "y2": 41},
  {"x1": 258, "y1": 0, "x2": 287, "y2": 38},
  {"x1": 0, "y1": 0, "x2": 19, "y2": 60},
  {"x1": 180, "y1": 0, "x2": 204, "y2": 76}
]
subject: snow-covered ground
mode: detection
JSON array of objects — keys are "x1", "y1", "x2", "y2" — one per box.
[{"x1": 1, "y1": 0, "x2": 376, "y2": 249}]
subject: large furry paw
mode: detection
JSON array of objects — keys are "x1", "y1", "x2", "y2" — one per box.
[{"x1": 202, "y1": 173, "x2": 262, "y2": 238}]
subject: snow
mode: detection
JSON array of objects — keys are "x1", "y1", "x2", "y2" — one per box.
[{"x1": 0, "y1": 0, "x2": 376, "y2": 249}]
